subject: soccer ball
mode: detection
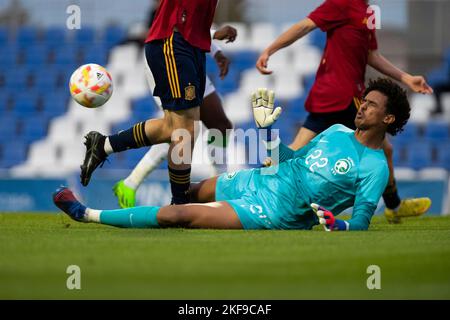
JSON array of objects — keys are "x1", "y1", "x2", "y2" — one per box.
[{"x1": 69, "y1": 63, "x2": 113, "y2": 108}]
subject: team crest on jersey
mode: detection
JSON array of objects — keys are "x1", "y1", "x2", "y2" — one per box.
[
  {"x1": 226, "y1": 172, "x2": 237, "y2": 179},
  {"x1": 185, "y1": 85, "x2": 196, "y2": 101},
  {"x1": 332, "y1": 158, "x2": 354, "y2": 175}
]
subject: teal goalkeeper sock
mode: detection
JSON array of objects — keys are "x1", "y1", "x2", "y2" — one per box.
[{"x1": 99, "y1": 206, "x2": 160, "y2": 228}]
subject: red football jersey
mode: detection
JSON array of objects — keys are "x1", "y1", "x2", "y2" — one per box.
[
  {"x1": 306, "y1": 0, "x2": 378, "y2": 113},
  {"x1": 145, "y1": 0, "x2": 218, "y2": 52}
]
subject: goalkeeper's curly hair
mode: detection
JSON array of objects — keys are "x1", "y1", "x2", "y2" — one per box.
[{"x1": 364, "y1": 77, "x2": 410, "y2": 136}]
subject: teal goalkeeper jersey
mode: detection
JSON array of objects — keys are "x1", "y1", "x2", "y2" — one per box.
[{"x1": 249, "y1": 124, "x2": 389, "y2": 230}]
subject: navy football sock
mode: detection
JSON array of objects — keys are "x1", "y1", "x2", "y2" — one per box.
[
  {"x1": 168, "y1": 166, "x2": 191, "y2": 205},
  {"x1": 109, "y1": 121, "x2": 151, "y2": 152}
]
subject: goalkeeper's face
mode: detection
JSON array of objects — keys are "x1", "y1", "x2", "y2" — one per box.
[{"x1": 354, "y1": 90, "x2": 395, "y2": 132}]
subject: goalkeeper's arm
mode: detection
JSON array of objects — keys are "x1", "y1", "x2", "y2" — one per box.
[
  {"x1": 311, "y1": 202, "x2": 376, "y2": 231},
  {"x1": 251, "y1": 88, "x2": 295, "y2": 164}
]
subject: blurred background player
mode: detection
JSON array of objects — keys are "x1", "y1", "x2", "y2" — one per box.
[
  {"x1": 79, "y1": 0, "x2": 232, "y2": 205},
  {"x1": 113, "y1": 22, "x2": 237, "y2": 208},
  {"x1": 54, "y1": 79, "x2": 411, "y2": 231},
  {"x1": 256, "y1": 0, "x2": 433, "y2": 223}
]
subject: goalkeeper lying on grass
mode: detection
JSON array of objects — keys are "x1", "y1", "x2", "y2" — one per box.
[{"x1": 54, "y1": 78, "x2": 412, "y2": 231}]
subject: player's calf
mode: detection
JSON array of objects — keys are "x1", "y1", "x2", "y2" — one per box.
[
  {"x1": 167, "y1": 111, "x2": 199, "y2": 205},
  {"x1": 157, "y1": 205, "x2": 193, "y2": 227}
]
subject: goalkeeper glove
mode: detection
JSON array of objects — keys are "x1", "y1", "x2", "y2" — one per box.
[
  {"x1": 251, "y1": 88, "x2": 282, "y2": 128},
  {"x1": 311, "y1": 203, "x2": 349, "y2": 231}
]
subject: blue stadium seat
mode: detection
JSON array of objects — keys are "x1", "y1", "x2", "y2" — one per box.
[
  {"x1": 0, "y1": 67, "x2": 6, "y2": 87},
  {"x1": 274, "y1": 117, "x2": 299, "y2": 144},
  {"x1": 73, "y1": 27, "x2": 96, "y2": 45},
  {"x1": 206, "y1": 55, "x2": 220, "y2": 76},
  {"x1": 285, "y1": 96, "x2": 307, "y2": 121},
  {"x1": 81, "y1": 44, "x2": 109, "y2": 66},
  {"x1": 435, "y1": 143, "x2": 450, "y2": 170},
  {"x1": 424, "y1": 120, "x2": 449, "y2": 144},
  {"x1": 41, "y1": 91, "x2": 69, "y2": 112},
  {"x1": 124, "y1": 148, "x2": 150, "y2": 168},
  {"x1": 405, "y1": 142, "x2": 433, "y2": 170},
  {"x1": 0, "y1": 141, "x2": 27, "y2": 168},
  {"x1": 13, "y1": 94, "x2": 38, "y2": 117},
  {"x1": 0, "y1": 115, "x2": 18, "y2": 138},
  {"x1": 0, "y1": 88, "x2": 11, "y2": 113},
  {"x1": 0, "y1": 47, "x2": 18, "y2": 66},
  {"x1": 109, "y1": 152, "x2": 130, "y2": 169},
  {"x1": 111, "y1": 118, "x2": 138, "y2": 134},
  {"x1": 4, "y1": 69, "x2": 31, "y2": 90},
  {"x1": 214, "y1": 69, "x2": 240, "y2": 95},
  {"x1": 390, "y1": 138, "x2": 407, "y2": 166},
  {"x1": 32, "y1": 68, "x2": 59, "y2": 90},
  {"x1": 303, "y1": 74, "x2": 316, "y2": 93},
  {"x1": 103, "y1": 25, "x2": 126, "y2": 48},
  {"x1": 16, "y1": 26, "x2": 39, "y2": 46},
  {"x1": 52, "y1": 46, "x2": 78, "y2": 66},
  {"x1": 132, "y1": 96, "x2": 159, "y2": 119},
  {"x1": 20, "y1": 116, "x2": 48, "y2": 143},
  {"x1": 55, "y1": 65, "x2": 78, "y2": 84},
  {"x1": 41, "y1": 99, "x2": 67, "y2": 117},
  {"x1": 44, "y1": 27, "x2": 67, "y2": 48},
  {"x1": 21, "y1": 63, "x2": 42, "y2": 75},
  {"x1": 391, "y1": 144, "x2": 404, "y2": 167},
  {"x1": 0, "y1": 27, "x2": 8, "y2": 45},
  {"x1": 311, "y1": 29, "x2": 326, "y2": 51},
  {"x1": 229, "y1": 50, "x2": 259, "y2": 72},
  {"x1": 392, "y1": 123, "x2": 420, "y2": 144},
  {"x1": 427, "y1": 63, "x2": 449, "y2": 88},
  {"x1": 23, "y1": 45, "x2": 49, "y2": 66}
]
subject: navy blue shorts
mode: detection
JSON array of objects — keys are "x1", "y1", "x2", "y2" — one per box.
[
  {"x1": 145, "y1": 32, "x2": 206, "y2": 111},
  {"x1": 303, "y1": 98, "x2": 360, "y2": 134}
]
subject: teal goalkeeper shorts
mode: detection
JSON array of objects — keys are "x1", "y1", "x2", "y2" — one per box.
[{"x1": 215, "y1": 170, "x2": 274, "y2": 230}]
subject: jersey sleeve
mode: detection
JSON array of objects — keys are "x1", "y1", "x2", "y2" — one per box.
[
  {"x1": 308, "y1": 0, "x2": 350, "y2": 32},
  {"x1": 347, "y1": 159, "x2": 389, "y2": 230}
]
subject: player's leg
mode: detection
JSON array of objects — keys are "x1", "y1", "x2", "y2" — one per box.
[
  {"x1": 288, "y1": 127, "x2": 318, "y2": 150},
  {"x1": 157, "y1": 32, "x2": 206, "y2": 204},
  {"x1": 382, "y1": 138, "x2": 431, "y2": 223},
  {"x1": 200, "y1": 86, "x2": 233, "y2": 174},
  {"x1": 157, "y1": 202, "x2": 242, "y2": 229},
  {"x1": 166, "y1": 107, "x2": 200, "y2": 204},
  {"x1": 114, "y1": 143, "x2": 170, "y2": 208},
  {"x1": 190, "y1": 176, "x2": 219, "y2": 203},
  {"x1": 112, "y1": 99, "x2": 212, "y2": 208},
  {"x1": 80, "y1": 115, "x2": 173, "y2": 186},
  {"x1": 113, "y1": 81, "x2": 226, "y2": 208},
  {"x1": 53, "y1": 187, "x2": 242, "y2": 229}
]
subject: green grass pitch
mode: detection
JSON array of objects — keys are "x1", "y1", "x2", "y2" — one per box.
[{"x1": 1, "y1": 213, "x2": 450, "y2": 299}]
